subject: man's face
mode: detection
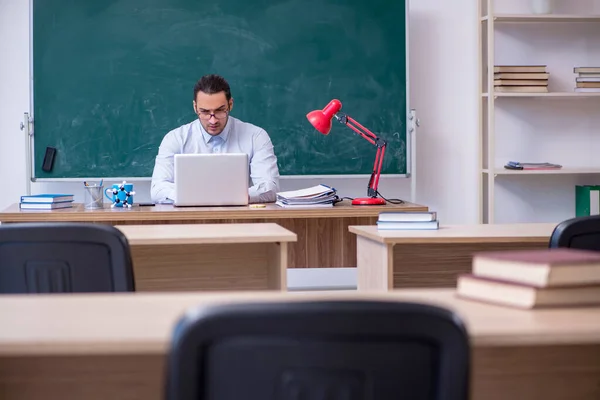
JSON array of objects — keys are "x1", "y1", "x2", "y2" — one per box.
[{"x1": 193, "y1": 91, "x2": 233, "y2": 136}]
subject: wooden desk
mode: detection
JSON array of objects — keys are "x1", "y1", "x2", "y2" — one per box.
[
  {"x1": 0, "y1": 289, "x2": 598, "y2": 400},
  {"x1": 350, "y1": 223, "x2": 556, "y2": 291},
  {"x1": 0, "y1": 201, "x2": 427, "y2": 269},
  {"x1": 116, "y1": 223, "x2": 296, "y2": 291}
]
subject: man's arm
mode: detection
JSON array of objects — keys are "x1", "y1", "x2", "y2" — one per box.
[
  {"x1": 150, "y1": 132, "x2": 179, "y2": 203},
  {"x1": 248, "y1": 129, "x2": 280, "y2": 203}
]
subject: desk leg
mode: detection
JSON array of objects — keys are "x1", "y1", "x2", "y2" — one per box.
[
  {"x1": 266, "y1": 242, "x2": 288, "y2": 291},
  {"x1": 356, "y1": 236, "x2": 393, "y2": 291}
]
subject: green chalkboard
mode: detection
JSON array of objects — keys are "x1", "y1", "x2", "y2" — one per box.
[{"x1": 32, "y1": 0, "x2": 408, "y2": 178}]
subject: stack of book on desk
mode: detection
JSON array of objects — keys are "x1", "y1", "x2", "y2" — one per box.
[
  {"x1": 457, "y1": 248, "x2": 600, "y2": 309},
  {"x1": 376, "y1": 211, "x2": 438, "y2": 230},
  {"x1": 494, "y1": 65, "x2": 549, "y2": 93},
  {"x1": 573, "y1": 67, "x2": 600, "y2": 93},
  {"x1": 275, "y1": 185, "x2": 338, "y2": 208},
  {"x1": 19, "y1": 194, "x2": 74, "y2": 210}
]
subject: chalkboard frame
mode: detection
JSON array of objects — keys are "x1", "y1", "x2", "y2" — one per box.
[{"x1": 28, "y1": 0, "x2": 412, "y2": 181}]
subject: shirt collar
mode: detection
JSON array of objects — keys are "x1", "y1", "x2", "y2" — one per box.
[{"x1": 198, "y1": 116, "x2": 232, "y2": 144}]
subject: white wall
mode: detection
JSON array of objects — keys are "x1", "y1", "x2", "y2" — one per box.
[
  {"x1": 0, "y1": 0, "x2": 480, "y2": 226},
  {"x1": 0, "y1": 0, "x2": 29, "y2": 208}
]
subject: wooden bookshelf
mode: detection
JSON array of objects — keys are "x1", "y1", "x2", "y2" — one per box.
[
  {"x1": 482, "y1": 14, "x2": 600, "y2": 22},
  {"x1": 483, "y1": 168, "x2": 600, "y2": 175},
  {"x1": 478, "y1": 0, "x2": 600, "y2": 223},
  {"x1": 482, "y1": 92, "x2": 600, "y2": 97}
]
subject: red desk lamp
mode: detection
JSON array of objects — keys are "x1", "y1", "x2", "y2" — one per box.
[{"x1": 307, "y1": 99, "x2": 387, "y2": 205}]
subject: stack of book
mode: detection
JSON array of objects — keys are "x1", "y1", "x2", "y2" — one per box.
[
  {"x1": 376, "y1": 211, "x2": 438, "y2": 230},
  {"x1": 457, "y1": 248, "x2": 600, "y2": 309},
  {"x1": 494, "y1": 65, "x2": 549, "y2": 93},
  {"x1": 275, "y1": 185, "x2": 338, "y2": 208},
  {"x1": 573, "y1": 67, "x2": 600, "y2": 93},
  {"x1": 19, "y1": 194, "x2": 74, "y2": 210}
]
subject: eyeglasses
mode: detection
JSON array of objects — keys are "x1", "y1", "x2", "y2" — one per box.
[{"x1": 197, "y1": 109, "x2": 229, "y2": 120}]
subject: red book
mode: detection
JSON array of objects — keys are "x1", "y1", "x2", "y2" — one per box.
[
  {"x1": 471, "y1": 248, "x2": 600, "y2": 287},
  {"x1": 457, "y1": 274, "x2": 600, "y2": 309}
]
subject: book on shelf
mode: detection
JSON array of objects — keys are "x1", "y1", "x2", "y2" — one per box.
[
  {"x1": 574, "y1": 87, "x2": 600, "y2": 93},
  {"x1": 494, "y1": 79, "x2": 547, "y2": 86},
  {"x1": 576, "y1": 82, "x2": 600, "y2": 88},
  {"x1": 376, "y1": 211, "x2": 439, "y2": 230},
  {"x1": 574, "y1": 67, "x2": 600, "y2": 74},
  {"x1": 573, "y1": 67, "x2": 600, "y2": 92},
  {"x1": 495, "y1": 86, "x2": 548, "y2": 93},
  {"x1": 494, "y1": 65, "x2": 547, "y2": 73},
  {"x1": 576, "y1": 185, "x2": 600, "y2": 217},
  {"x1": 576, "y1": 77, "x2": 600, "y2": 83},
  {"x1": 494, "y1": 73, "x2": 549, "y2": 80},
  {"x1": 275, "y1": 184, "x2": 338, "y2": 208},
  {"x1": 504, "y1": 161, "x2": 562, "y2": 170},
  {"x1": 456, "y1": 248, "x2": 600, "y2": 309},
  {"x1": 493, "y1": 65, "x2": 549, "y2": 93}
]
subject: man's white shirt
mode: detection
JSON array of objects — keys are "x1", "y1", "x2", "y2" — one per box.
[{"x1": 151, "y1": 116, "x2": 280, "y2": 203}]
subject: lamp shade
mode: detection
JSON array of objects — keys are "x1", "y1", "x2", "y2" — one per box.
[{"x1": 306, "y1": 99, "x2": 342, "y2": 135}]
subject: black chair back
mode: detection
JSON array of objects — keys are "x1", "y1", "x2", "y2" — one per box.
[
  {"x1": 549, "y1": 215, "x2": 600, "y2": 250},
  {"x1": 0, "y1": 223, "x2": 134, "y2": 293},
  {"x1": 165, "y1": 300, "x2": 470, "y2": 400}
]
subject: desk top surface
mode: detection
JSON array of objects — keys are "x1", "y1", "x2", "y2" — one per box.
[
  {"x1": 0, "y1": 288, "x2": 598, "y2": 356},
  {"x1": 349, "y1": 223, "x2": 557, "y2": 244},
  {"x1": 0, "y1": 201, "x2": 427, "y2": 222},
  {"x1": 116, "y1": 223, "x2": 297, "y2": 245}
]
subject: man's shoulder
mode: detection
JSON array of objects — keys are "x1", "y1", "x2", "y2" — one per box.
[
  {"x1": 230, "y1": 116, "x2": 268, "y2": 136},
  {"x1": 166, "y1": 119, "x2": 196, "y2": 137}
]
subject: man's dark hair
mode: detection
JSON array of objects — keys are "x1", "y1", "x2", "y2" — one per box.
[{"x1": 193, "y1": 74, "x2": 232, "y2": 102}]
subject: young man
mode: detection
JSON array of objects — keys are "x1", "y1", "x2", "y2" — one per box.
[{"x1": 150, "y1": 74, "x2": 280, "y2": 203}]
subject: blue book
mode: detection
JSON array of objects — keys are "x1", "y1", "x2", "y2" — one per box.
[
  {"x1": 20, "y1": 194, "x2": 74, "y2": 204},
  {"x1": 19, "y1": 202, "x2": 73, "y2": 210}
]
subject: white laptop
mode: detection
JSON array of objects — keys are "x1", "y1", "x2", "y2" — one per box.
[{"x1": 173, "y1": 153, "x2": 249, "y2": 207}]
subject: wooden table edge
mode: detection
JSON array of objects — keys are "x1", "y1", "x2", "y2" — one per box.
[
  {"x1": 2, "y1": 332, "x2": 599, "y2": 357},
  {"x1": 348, "y1": 226, "x2": 551, "y2": 244},
  {"x1": 0, "y1": 202, "x2": 429, "y2": 222}
]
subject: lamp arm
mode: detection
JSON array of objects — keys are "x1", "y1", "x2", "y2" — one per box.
[{"x1": 334, "y1": 113, "x2": 387, "y2": 198}]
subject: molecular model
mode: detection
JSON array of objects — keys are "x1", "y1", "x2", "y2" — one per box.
[{"x1": 110, "y1": 181, "x2": 136, "y2": 208}]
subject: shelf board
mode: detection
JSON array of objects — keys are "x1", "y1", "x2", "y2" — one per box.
[
  {"x1": 482, "y1": 92, "x2": 600, "y2": 98},
  {"x1": 483, "y1": 168, "x2": 600, "y2": 175},
  {"x1": 481, "y1": 14, "x2": 600, "y2": 22}
]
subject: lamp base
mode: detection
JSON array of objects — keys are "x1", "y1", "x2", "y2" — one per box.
[{"x1": 351, "y1": 197, "x2": 386, "y2": 205}]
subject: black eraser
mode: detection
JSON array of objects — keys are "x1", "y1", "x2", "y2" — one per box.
[{"x1": 42, "y1": 147, "x2": 57, "y2": 172}]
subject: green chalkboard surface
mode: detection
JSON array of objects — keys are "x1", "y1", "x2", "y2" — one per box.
[{"x1": 33, "y1": 0, "x2": 408, "y2": 178}]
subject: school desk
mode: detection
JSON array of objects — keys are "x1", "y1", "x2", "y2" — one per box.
[
  {"x1": 0, "y1": 288, "x2": 598, "y2": 400},
  {"x1": 116, "y1": 223, "x2": 296, "y2": 291},
  {"x1": 349, "y1": 223, "x2": 556, "y2": 290},
  {"x1": 0, "y1": 200, "x2": 428, "y2": 269}
]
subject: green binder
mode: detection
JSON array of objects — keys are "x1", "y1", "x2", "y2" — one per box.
[{"x1": 575, "y1": 185, "x2": 600, "y2": 217}]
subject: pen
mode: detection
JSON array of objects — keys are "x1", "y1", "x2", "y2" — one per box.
[{"x1": 99, "y1": 179, "x2": 103, "y2": 187}]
